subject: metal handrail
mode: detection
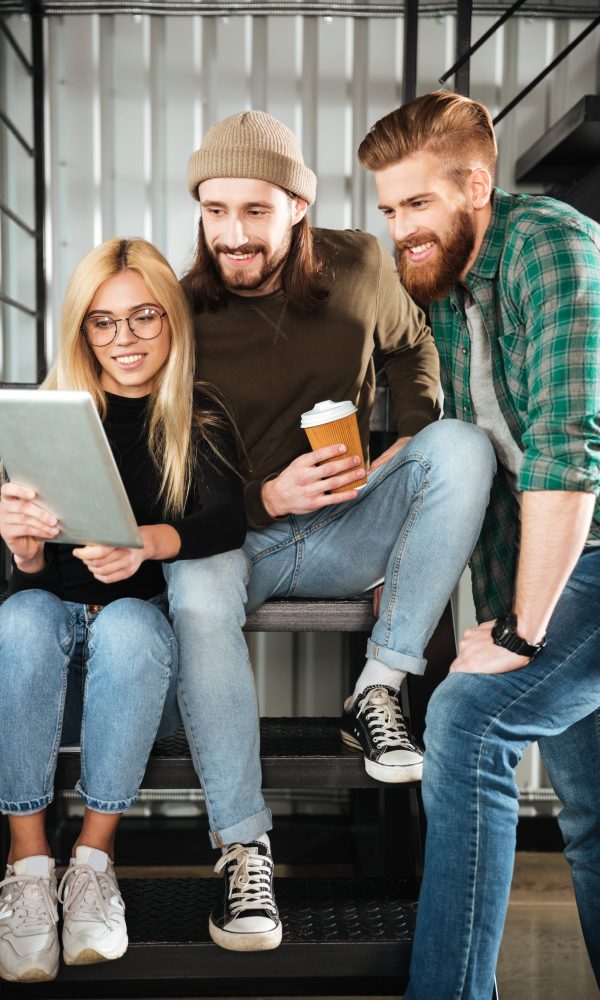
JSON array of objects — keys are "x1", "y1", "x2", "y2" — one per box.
[
  {"x1": 439, "y1": 0, "x2": 527, "y2": 86},
  {"x1": 493, "y1": 14, "x2": 600, "y2": 123}
]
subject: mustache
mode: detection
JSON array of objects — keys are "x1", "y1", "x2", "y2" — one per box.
[{"x1": 213, "y1": 243, "x2": 265, "y2": 256}]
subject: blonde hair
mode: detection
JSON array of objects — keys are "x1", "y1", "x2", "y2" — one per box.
[
  {"x1": 43, "y1": 237, "x2": 233, "y2": 518},
  {"x1": 358, "y1": 90, "x2": 497, "y2": 187}
]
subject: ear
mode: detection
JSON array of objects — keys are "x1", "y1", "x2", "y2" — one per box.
[
  {"x1": 291, "y1": 197, "x2": 309, "y2": 225},
  {"x1": 470, "y1": 166, "x2": 492, "y2": 209}
]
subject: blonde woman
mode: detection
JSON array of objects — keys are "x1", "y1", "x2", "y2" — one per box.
[{"x1": 0, "y1": 238, "x2": 246, "y2": 982}]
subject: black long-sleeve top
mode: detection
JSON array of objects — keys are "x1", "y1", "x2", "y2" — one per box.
[{"x1": 10, "y1": 391, "x2": 246, "y2": 605}]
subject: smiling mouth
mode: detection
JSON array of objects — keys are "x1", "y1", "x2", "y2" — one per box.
[
  {"x1": 408, "y1": 240, "x2": 435, "y2": 254},
  {"x1": 113, "y1": 354, "x2": 146, "y2": 366}
]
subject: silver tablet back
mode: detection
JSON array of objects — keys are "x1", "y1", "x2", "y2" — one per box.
[{"x1": 0, "y1": 390, "x2": 142, "y2": 548}]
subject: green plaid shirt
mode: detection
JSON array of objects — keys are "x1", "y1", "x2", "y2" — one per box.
[{"x1": 430, "y1": 188, "x2": 600, "y2": 622}]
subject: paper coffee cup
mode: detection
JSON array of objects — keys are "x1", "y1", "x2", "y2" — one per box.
[{"x1": 300, "y1": 400, "x2": 367, "y2": 493}]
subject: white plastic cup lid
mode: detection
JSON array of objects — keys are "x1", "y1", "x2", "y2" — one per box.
[{"x1": 300, "y1": 399, "x2": 357, "y2": 428}]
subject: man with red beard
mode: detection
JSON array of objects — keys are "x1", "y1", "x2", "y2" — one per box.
[
  {"x1": 359, "y1": 90, "x2": 600, "y2": 998},
  {"x1": 164, "y1": 109, "x2": 495, "y2": 949}
]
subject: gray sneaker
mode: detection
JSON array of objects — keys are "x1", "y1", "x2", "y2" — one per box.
[
  {"x1": 0, "y1": 855, "x2": 59, "y2": 982},
  {"x1": 59, "y1": 846, "x2": 128, "y2": 965}
]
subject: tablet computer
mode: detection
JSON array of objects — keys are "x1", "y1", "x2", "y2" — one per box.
[{"x1": 0, "y1": 389, "x2": 143, "y2": 548}]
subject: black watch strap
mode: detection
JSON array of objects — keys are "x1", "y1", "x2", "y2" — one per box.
[{"x1": 492, "y1": 612, "x2": 546, "y2": 659}]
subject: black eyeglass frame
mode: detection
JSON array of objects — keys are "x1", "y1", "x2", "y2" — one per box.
[{"x1": 81, "y1": 308, "x2": 168, "y2": 347}]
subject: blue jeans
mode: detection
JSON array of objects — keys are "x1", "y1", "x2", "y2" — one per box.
[
  {"x1": 405, "y1": 546, "x2": 600, "y2": 1000},
  {"x1": 245, "y1": 420, "x2": 496, "y2": 673},
  {"x1": 0, "y1": 590, "x2": 177, "y2": 814},
  {"x1": 163, "y1": 550, "x2": 272, "y2": 849},
  {"x1": 163, "y1": 420, "x2": 495, "y2": 846}
]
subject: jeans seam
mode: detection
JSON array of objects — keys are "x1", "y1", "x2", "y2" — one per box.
[
  {"x1": 176, "y1": 677, "x2": 215, "y2": 829},
  {"x1": 42, "y1": 612, "x2": 76, "y2": 795},
  {"x1": 381, "y1": 485, "x2": 426, "y2": 647},
  {"x1": 286, "y1": 525, "x2": 305, "y2": 596}
]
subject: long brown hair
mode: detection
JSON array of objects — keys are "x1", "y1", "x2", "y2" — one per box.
[
  {"x1": 183, "y1": 211, "x2": 329, "y2": 313},
  {"x1": 358, "y1": 91, "x2": 497, "y2": 188},
  {"x1": 43, "y1": 237, "x2": 239, "y2": 518}
]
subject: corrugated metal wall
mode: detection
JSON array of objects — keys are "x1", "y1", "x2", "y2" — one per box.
[{"x1": 2, "y1": 7, "x2": 598, "y2": 800}]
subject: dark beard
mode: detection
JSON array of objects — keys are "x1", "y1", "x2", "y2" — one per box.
[
  {"x1": 396, "y1": 208, "x2": 476, "y2": 304},
  {"x1": 208, "y1": 228, "x2": 293, "y2": 293}
]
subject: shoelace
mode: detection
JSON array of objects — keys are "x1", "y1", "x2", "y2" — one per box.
[
  {"x1": 0, "y1": 873, "x2": 58, "y2": 929},
  {"x1": 214, "y1": 845, "x2": 275, "y2": 917},
  {"x1": 357, "y1": 687, "x2": 415, "y2": 749},
  {"x1": 58, "y1": 865, "x2": 123, "y2": 930}
]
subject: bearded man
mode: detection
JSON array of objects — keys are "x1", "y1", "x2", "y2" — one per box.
[
  {"x1": 359, "y1": 90, "x2": 600, "y2": 999},
  {"x1": 162, "y1": 109, "x2": 495, "y2": 954}
]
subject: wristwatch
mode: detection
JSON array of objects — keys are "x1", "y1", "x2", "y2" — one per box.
[{"x1": 492, "y1": 611, "x2": 546, "y2": 659}]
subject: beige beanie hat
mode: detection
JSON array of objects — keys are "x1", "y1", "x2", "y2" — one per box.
[{"x1": 187, "y1": 110, "x2": 317, "y2": 205}]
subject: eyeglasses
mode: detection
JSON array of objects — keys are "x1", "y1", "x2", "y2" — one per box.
[{"x1": 82, "y1": 307, "x2": 167, "y2": 347}]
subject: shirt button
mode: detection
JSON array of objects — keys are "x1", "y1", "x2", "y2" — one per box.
[{"x1": 462, "y1": 347, "x2": 468, "y2": 354}]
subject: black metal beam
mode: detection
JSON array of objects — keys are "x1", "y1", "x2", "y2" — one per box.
[
  {"x1": 0, "y1": 201, "x2": 37, "y2": 237},
  {"x1": 0, "y1": 108, "x2": 34, "y2": 156},
  {"x1": 493, "y1": 14, "x2": 600, "y2": 124},
  {"x1": 0, "y1": 292, "x2": 38, "y2": 317},
  {"x1": 31, "y1": 8, "x2": 47, "y2": 383},
  {"x1": 0, "y1": 17, "x2": 33, "y2": 73},
  {"x1": 403, "y1": 0, "x2": 418, "y2": 105},
  {"x1": 454, "y1": 0, "x2": 473, "y2": 96},
  {"x1": 439, "y1": 0, "x2": 527, "y2": 86}
]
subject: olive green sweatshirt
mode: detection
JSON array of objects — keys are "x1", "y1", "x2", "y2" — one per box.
[{"x1": 189, "y1": 227, "x2": 440, "y2": 529}]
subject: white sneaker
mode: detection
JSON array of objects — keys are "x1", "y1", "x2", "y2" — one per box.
[
  {"x1": 0, "y1": 855, "x2": 59, "y2": 982},
  {"x1": 59, "y1": 846, "x2": 128, "y2": 965}
]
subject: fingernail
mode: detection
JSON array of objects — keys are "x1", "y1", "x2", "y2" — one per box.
[
  {"x1": 338, "y1": 445, "x2": 346, "y2": 453},
  {"x1": 354, "y1": 456, "x2": 360, "y2": 464}
]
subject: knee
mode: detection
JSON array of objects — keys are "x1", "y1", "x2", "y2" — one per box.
[
  {"x1": 164, "y1": 550, "x2": 249, "y2": 628},
  {"x1": 91, "y1": 599, "x2": 176, "y2": 678},
  {"x1": 416, "y1": 419, "x2": 497, "y2": 484},
  {"x1": 424, "y1": 673, "x2": 522, "y2": 786},
  {"x1": 0, "y1": 589, "x2": 71, "y2": 655}
]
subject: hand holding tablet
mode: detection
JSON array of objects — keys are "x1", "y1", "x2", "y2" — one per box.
[{"x1": 0, "y1": 389, "x2": 142, "y2": 550}]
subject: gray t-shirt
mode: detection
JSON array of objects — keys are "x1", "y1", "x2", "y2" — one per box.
[{"x1": 465, "y1": 297, "x2": 599, "y2": 547}]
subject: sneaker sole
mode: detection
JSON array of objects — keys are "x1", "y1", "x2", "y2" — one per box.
[
  {"x1": 63, "y1": 939, "x2": 128, "y2": 965},
  {"x1": 209, "y1": 916, "x2": 282, "y2": 952},
  {"x1": 0, "y1": 964, "x2": 59, "y2": 983},
  {"x1": 340, "y1": 729, "x2": 423, "y2": 783}
]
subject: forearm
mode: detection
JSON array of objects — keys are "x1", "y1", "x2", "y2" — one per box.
[
  {"x1": 140, "y1": 524, "x2": 182, "y2": 561},
  {"x1": 514, "y1": 490, "x2": 596, "y2": 642}
]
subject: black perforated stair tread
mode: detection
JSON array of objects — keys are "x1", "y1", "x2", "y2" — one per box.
[
  {"x1": 56, "y1": 718, "x2": 409, "y2": 789},
  {"x1": 51, "y1": 876, "x2": 417, "y2": 984}
]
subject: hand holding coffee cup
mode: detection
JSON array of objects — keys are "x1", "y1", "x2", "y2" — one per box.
[{"x1": 301, "y1": 400, "x2": 368, "y2": 493}]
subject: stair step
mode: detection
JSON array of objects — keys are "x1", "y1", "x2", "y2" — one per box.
[
  {"x1": 0, "y1": 589, "x2": 375, "y2": 633},
  {"x1": 516, "y1": 94, "x2": 600, "y2": 184},
  {"x1": 42, "y1": 877, "x2": 417, "y2": 987},
  {"x1": 55, "y1": 717, "x2": 397, "y2": 790}
]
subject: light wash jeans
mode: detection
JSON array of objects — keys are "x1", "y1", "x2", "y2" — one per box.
[
  {"x1": 164, "y1": 419, "x2": 496, "y2": 847},
  {"x1": 405, "y1": 546, "x2": 600, "y2": 1000},
  {"x1": 0, "y1": 590, "x2": 177, "y2": 814}
]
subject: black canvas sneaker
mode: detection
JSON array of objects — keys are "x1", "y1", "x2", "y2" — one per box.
[
  {"x1": 209, "y1": 842, "x2": 282, "y2": 952},
  {"x1": 340, "y1": 684, "x2": 424, "y2": 783}
]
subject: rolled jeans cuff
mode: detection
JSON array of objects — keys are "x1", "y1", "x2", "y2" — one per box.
[
  {"x1": 209, "y1": 806, "x2": 273, "y2": 849},
  {"x1": 0, "y1": 794, "x2": 53, "y2": 816},
  {"x1": 366, "y1": 638, "x2": 427, "y2": 676},
  {"x1": 75, "y1": 780, "x2": 137, "y2": 814}
]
